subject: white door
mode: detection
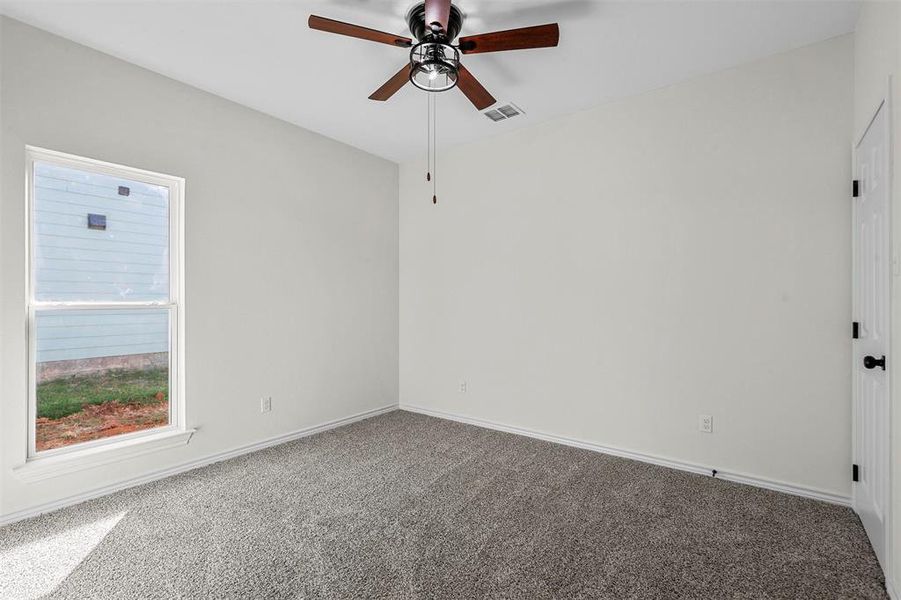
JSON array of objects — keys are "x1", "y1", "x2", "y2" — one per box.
[{"x1": 852, "y1": 99, "x2": 891, "y2": 569}]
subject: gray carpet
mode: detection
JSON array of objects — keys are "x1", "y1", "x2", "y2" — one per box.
[{"x1": 0, "y1": 410, "x2": 887, "y2": 599}]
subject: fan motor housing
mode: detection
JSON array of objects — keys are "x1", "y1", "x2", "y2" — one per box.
[{"x1": 406, "y1": 2, "x2": 464, "y2": 42}]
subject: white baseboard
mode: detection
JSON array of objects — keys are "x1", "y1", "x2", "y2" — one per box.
[
  {"x1": 400, "y1": 404, "x2": 851, "y2": 507},
  {"x1": 0, "y1": 401, "x2": 853, "y2": 527},
  {"x1": 0, "y1": 404, "x2": 397, "y2": 527}
]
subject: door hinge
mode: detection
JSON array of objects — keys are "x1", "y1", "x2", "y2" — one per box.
[
  {"x1": 853, "y1": 180, "x2": 860, "y2": 198},
  {"x1": 853, "y1": 464, "x2": 859, "y2": 482},
  {"x1": 853, "y1": 321, "x2": 860, "y2": 339}
]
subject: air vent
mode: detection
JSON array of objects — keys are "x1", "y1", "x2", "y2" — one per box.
[{"x1": 483, "y1": 103, "x2": 524, "y2": 122}]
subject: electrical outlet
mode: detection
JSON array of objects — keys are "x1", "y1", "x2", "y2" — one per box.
[
  {"x1": 260, "y1": 396, "x2": 272, "y2": 413},
  {"x1": 698, "y1": 414, "x2": 713, "y2": 433},
  {"x1": 459, "y1": 381, "x2": 467, "y2": 393}
]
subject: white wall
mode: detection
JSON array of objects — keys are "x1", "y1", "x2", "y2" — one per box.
[
  {"x1": 854, "y1": 2, "x2": 901, "y2": 593},
  {"x1": 400, "y1": 35, "x2": 853, "y2": 497},
  {"x1": 0, "y1": 17, "x2": 399, "y2": 517}
]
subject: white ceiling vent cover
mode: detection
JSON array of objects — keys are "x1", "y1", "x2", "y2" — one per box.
[{"x1": 484, "y1": 103, "x2": 525, "y2": 122}]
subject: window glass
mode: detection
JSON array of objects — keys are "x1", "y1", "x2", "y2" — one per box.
[
  {"x1": 33, "y1": 162, "x2": 169, "y2": 303},
  {"x1": 35, "y1": 309, "x2": 170, "y2": 452}
]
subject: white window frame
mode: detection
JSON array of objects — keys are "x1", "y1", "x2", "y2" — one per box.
[{"x1": 25, "y1": 146, "x2": 186, "y2": 460}]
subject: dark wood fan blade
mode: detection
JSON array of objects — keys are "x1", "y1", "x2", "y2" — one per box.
[
  {"x1": 456, "y1": 64, "x2": 496, "y2": 110},
  {"x1": 309, "y1": 15, "x2": 412, "y2": 48},
  {"x1": 424, "y1": 0, "x2": 452, "y2": 34},
  {"x1": 458, "y1": 23, "x2": 559, "y2": 54},
  {"x1": 369, "y1": 64, "x2": 414, "y2": 101}
]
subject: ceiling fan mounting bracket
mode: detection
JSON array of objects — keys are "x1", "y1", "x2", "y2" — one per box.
[{"x1": 406, "y1": 2, "x2": 464, "y2": 43}]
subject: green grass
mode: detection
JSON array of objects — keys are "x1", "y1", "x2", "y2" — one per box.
[{"x1": 37, "y1": 368, "x2": 169, "y2": 420}]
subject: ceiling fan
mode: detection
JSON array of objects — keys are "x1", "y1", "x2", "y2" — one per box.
[{"x1": 308, "y1": 0, "x2": 560, "y2": 110}]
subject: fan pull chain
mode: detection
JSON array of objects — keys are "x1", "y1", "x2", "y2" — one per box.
[
  {"x1": 432, "y1": 94, "x2": 438, "y2": 204},
  {"x1": 426, "y1": 92, "x2": 431, "y2": 183}
]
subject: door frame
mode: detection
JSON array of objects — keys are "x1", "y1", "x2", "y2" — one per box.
[{"x1": 852, "y1": 77, "x2": 894, "y2": 584}]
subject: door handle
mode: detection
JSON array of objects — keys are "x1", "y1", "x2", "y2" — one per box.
[{"x1": 864, "y1": 355, "x2": 886, "y2": 370}]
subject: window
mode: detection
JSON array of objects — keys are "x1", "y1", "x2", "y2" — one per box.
[{"x1": 27, "y1": 147, "x2": 184, "y2": 456}]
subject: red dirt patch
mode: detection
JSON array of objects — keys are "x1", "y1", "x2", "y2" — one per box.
[{"x1": 36, "y1": 399, "x2": 169, "y2": 452}]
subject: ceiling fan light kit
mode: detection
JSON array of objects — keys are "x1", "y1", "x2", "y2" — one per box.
[
  {"x1": 308, "y1": 0, "x2": 560, "y2": 203},
  {"x1": 410, "y1": 42, "x2": 459, "y2": 92}
]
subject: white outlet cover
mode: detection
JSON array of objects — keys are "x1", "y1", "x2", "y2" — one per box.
[{"x1": 698, "y1": 414, "x2": 713, "y2": 433}]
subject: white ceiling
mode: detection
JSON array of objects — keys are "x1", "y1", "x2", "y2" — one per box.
[{"x1": 0, "y1": 1, "x2": 859, "y2": 163}]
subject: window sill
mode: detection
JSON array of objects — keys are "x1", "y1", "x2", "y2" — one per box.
[{"x1": 14, "y1": 428, "x2": 196, "y2": 483}]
